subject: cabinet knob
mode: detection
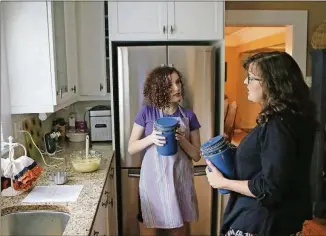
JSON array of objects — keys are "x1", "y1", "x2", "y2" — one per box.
[
  {"x1": 71, "y1": 85, "x2": 76, "y2": 93},
  {"x1": 100, "y1": 83, "x2": 104, "y2": 91},
  {"x1": 170, "y1": 25, "x2": 174, "y2": 34},
  {"x1": 102, "y1": 194, "x2": 113, "y2": 208},
  {"x1": 57, "y1": 88, "x2": 63, "y2": 98},
  {"x1": 108, "y1": 197, "x2": 114, "y2": 208},
  {"x1": 93, "y1": 230, "x2": 100, "y2": 236},
  {"x1": 163, "y1": 25, "x2": 166, "y2": 34},
  {"x1": 109, "y1": 167, "x2": 114, "y2": 179}
]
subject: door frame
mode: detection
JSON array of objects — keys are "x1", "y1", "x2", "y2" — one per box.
[{"x1": 225, "y1": 10, "x2": 308, "y2": 77}]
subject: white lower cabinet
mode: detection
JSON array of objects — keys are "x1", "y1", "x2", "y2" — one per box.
[{"x1": 91, "y1": 156, "x2": 117, "y2": 236}]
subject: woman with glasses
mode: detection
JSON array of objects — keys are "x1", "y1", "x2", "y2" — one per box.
[{"x1": 206, "y1": 51, "x2": 317, "y2": 236}]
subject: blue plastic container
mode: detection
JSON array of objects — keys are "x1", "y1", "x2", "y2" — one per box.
[
  {"x1": 154, "y1": 117, "x2": 179, "y2": 156},
  {"x1": 201, "y1": 135, "x2": 236, "y2": 194}
]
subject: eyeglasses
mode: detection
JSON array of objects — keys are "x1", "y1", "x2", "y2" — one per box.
[{"x1": 247, "y1": 74, "x2": 262, "y2": 83}]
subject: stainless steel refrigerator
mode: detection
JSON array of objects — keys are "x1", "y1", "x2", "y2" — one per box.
[{"x1": 114, "y1": 44, "x2": 224, "y2": 236}]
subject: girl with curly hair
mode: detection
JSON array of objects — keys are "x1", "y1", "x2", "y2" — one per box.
[
  {"x1": 128, "y1": 65, "x2": 201, "y2": 236},
  {"x1": 206, "y1": 51, "x2": 317, "y2": 236}
]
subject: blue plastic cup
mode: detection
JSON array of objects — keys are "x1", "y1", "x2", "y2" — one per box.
[
  {"x1": 201, "y1": 135, "x2": 236, "y2": 194},
  {"x1": 154, "y1": 117, "x2": 179, "y2": 156}
]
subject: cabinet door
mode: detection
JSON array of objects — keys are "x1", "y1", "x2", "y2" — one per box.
[
  {"x1": 167, "y1": 2, "x2": 224, "y2": 41},
  {"x1": 52, "y1": 1, "x2": 68, "y2": 98},
  {"x1": 76, "y1": 2, "x2": 107, "y2": 96},
  {"x1": 92, "y1": 176, "x2": 110, "y2": 236},
  {"x1": 63, "y1": 2, "x2": 78, "y2": 99},
  {"x1": 108, "y1": 2, "x2": 168, "y2": 41},
  {"x1": 108, "y1": 157, "x2": 117, "y2": 236},
  {"x1": 92, "y1": 199, "x2": 108, "y2": 236},
  {"x1": 3, "y1": 2, "x2": 56, "y2": 112}
]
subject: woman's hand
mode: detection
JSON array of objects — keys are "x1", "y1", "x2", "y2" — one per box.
[
  {"x1": 205, "y1": 160, "x2": 227, "y2": 189},
  {"x1": 148, "y1": 129, "x2": 166, "y2": 146}
]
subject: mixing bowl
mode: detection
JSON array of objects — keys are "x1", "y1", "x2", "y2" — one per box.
[{"x1": 71, "y1": 150, "x2": 102, "y2": 173}]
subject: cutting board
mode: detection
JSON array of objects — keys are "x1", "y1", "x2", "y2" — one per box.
[{"x1": 22, "y1": 185, "x2": 83, "y2": 203}]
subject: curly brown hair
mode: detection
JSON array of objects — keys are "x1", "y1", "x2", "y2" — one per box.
[
  {"x1": 143, "y1": 66, "x2": 184, "y2": 110},
  {"x1": 243, "y1": 51, "x2": 316, "y2": 125}
]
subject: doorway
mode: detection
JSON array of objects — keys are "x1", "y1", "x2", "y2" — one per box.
[{"x1": 224, "y1": 26, "x2": 286, "y2": 146}]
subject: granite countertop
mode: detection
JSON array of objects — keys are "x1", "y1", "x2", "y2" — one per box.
[{"x1": 0, "y1": 141, "x2": 114, "y2": 236}]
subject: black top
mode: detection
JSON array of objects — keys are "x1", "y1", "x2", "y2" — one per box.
[{"x1": 221, "y1": 112, "x2": 315, "y2": 236}]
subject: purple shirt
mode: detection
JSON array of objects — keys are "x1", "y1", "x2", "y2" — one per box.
[{"x1": 134, "y1": 105, "x2": 201, "y2": 137}]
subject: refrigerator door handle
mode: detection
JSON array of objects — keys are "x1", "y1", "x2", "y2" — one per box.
[
  {"x1": 193, "y1": 166, "x2": 207, "y2": 176},
  {"x1": 194, "y1": 170, "x2": 207, "y2": 176},
  {"x1": 128, "y1": 168, "x2": 141, "y2": 178}
]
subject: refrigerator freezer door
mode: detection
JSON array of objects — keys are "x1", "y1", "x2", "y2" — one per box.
[
  {"x1": 168, "y1": 46, "x2": 216, "y2": 166},
  {"x1": 190, "y1": 166, "x2": 212, "y2": 236},
  {"x1": 117, "y1": 46, "x2": 166, "y2": 168},
  {"x1": 121, "y1": 167, "x2": 211, "y2": 236}
]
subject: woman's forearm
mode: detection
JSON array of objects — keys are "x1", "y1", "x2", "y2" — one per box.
[
  {"x1": 179, "y1": 139, "x2": 201, "y2": 162},
  {"x1": 128, "y1": 136, "x2": 153, "y2": 155},
  {"x1": 222, "y1": 179, "x2": 256, "y2": 198}
]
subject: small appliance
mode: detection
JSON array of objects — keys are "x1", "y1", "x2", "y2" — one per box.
[{"x1": 88, "y1": 105, "x2": 112, "y2": 142}]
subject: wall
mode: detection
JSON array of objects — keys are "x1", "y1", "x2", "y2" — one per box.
[
  {"x1": 225, "y1": 1, "x2": 326, "y2": 76},
  {"x1": 10, "y1": 100, "x2": 109, "y2": 158},
  {"x1": 225, "y1": 31, "x2": 286, "y2": 129},
  {"x1": 54, "y1": 100, "x2": 111, "y2": 127}
]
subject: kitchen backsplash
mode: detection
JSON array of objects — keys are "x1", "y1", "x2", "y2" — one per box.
[
  {"x1": 10, "y1": 101, "x2": 110, "y2": 158},
  {"x1": 55, "y1": 101, "x2": 111, "y2": 127},
  {"x1": 12, "y1": 114, "x2": 50, "y2": 143}
]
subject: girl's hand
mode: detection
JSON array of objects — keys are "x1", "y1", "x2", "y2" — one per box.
[
  {"x1": 175, "y1": 128, "x2": 186, "y2": 141},
  {"x1": 149, "y1": 129, "x2": 166, "y2": 146},
  {"x1": 205, "y1": 160, "x2": 227, "y2": 189}
]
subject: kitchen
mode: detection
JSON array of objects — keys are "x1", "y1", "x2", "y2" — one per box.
[
  {"x1": 1, "y1": 1, "x2": 224, "y2": 235},
  {"x1": 1, "y1": 1, "x2": 326, "y2": 236}
]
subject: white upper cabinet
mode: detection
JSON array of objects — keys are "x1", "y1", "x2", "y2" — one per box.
[
  {"x1": 108, "y1": 1, "x2": 224, "y2": 41},
  {"x1": 108, "y1": 2, "x2": 168, "y2": 41},
  {"x1": 3, "y1": 2, "x2": 78, "y2": 114},
  {"x1": 167, "y1": 2, "x2": 224, "y2": 41},
  {"x1": 76, "y1": 2, "x2": 107, "y2": 97}
]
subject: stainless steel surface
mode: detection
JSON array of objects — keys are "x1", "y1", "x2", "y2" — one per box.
[
  {"x1": 89, "y1": 109, "x2": 112, "y2": 141},
  {"x1": 1, "y1": 211, "x2": 70, "y2": 236},
  {"x1": 191, "y1": 167, "x2": 212, "y2": 236},
  {"x1": 168, "y1": 45, "x2": 215, "y2": 166},
  {"x1": 117, "y1": 46, "x2": 166, "y2": 168},
  {"x1": 117, "y1": 44, "x2": 224, "y2": 236},
  {"x1": 49, "y1": 171, "x2": 68, "y2": 185},
  {"x1": 118, "y1": 45, "x2": 216, "y2": 168}
]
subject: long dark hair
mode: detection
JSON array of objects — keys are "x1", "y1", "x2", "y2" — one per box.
[{"x1": 243, "y1": 51, "x2": 316, "y2": 125}]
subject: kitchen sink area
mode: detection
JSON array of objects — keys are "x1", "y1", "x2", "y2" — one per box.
[
  {"x1": 0, "y1": 143, "x2": 115, "y2": 235},
  {"x1": 1, "y1": 210, "x2": 70, "y2": 236}
]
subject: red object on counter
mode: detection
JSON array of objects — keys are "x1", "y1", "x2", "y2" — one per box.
[{"x1": 75, "y1": 121, "x2": 87, "y2": 132}]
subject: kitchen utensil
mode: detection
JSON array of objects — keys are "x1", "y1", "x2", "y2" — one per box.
[
  {"x1": 66, "y1": 132, "x2": 87, "y2": 142},
  {"x1": 200, "y1": 135, "x2": 236, "y2": 194},
  {"x1": 154, "y1": 117, "x2": 179, "y2": 156},
  {"x1": 71, "y1": 150, "x2": 102, "y2": 173},
  {"x1": 49, "y1": 171, "x2": 68, "y2": 185},
  {"x1": 86, "y1": 135, "x2": 89, "y2": 159}
]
